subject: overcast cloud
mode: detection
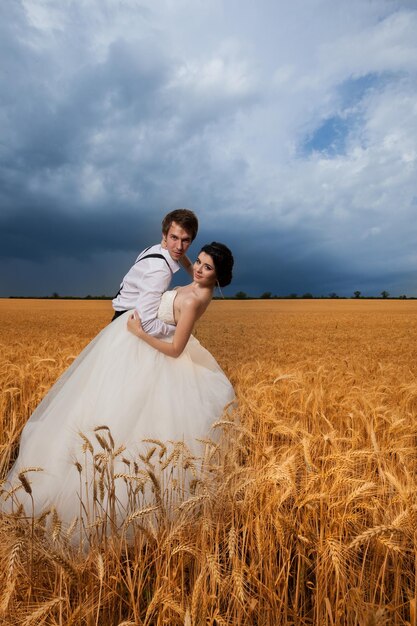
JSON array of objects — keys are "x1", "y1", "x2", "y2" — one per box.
[{"x1": 1, "y1": 0, "x2": 417, "y2": 297}]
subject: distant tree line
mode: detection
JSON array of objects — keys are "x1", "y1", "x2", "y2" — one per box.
[
  {"x1": 231, "y1": 290, "x2": 415, "y2": 300},
  {"x1": 7, "y1": 290, "x2": 415, "y2": 301},
  {"x1": 8, "y1": 293, "x2": 112, "y2": 300}
]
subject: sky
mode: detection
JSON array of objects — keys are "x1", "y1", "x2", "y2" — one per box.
[{"x1": 1, "y1": 0, "x2": 417, "y2": 298}]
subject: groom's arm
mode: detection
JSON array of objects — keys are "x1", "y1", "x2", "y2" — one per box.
[{"x1": 135, "y1": 264, "x2": 176, "y2": 338}]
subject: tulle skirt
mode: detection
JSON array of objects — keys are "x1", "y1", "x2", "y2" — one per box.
[{"x1": 2, "y1": 313, "x2": 235, "y2": 531}]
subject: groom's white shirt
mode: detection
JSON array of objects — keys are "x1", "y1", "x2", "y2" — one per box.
[{"x1": 112, "y1": 244, "x2": 180, "y2": 338}]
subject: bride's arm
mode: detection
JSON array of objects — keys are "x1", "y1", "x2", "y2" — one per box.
[{"x1": 127, "y1": 299, "x2": 200, "y2": 358}]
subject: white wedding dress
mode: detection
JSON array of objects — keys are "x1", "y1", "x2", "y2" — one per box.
[{"x1": 2, "y1": 291, "x2": 234, "y2": 531}]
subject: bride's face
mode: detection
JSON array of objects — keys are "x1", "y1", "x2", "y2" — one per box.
[{"x1": 193, "y1": 252, "x2": 217, "y2": 287}]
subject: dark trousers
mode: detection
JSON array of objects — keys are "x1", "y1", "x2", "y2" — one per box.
[{"x1": 111, "y1": 310, "x2": 128, "y2": 322}]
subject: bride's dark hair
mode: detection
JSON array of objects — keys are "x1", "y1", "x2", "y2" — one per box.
[{"x1": 200, "y1": 242, "x2": 234, "y2": 287}]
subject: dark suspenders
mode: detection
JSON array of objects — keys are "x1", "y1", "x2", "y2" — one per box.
[
  {"x1": 135, "y1": 253, "x2": 172, "y2": 270},
  {"x1": 114, "y1": 250, "x2": 172, "y2": 299}
]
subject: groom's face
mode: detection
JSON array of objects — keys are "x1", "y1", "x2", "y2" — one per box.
[{"x1": 163, "y1": 221, "x2": 192, "y2": 261}]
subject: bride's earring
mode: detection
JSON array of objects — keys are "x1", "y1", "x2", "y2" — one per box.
[{"x1": 216, "y1": 280, "x2": 225, "y2": 299}]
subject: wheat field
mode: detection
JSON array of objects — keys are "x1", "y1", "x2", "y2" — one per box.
[{"x1": 1, "y1": 297, "x2": 417, "y2": 625}]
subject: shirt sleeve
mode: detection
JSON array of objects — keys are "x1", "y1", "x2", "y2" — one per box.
[{"x1": 134, "y1": 262, "x2": 176, "y2": 338}]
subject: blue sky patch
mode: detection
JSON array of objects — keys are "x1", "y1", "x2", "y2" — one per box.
[
  {"x1": 301, "y1": 73, "x2": 383, "y2": 157},
  {"x1": 339, "y1": 73, "x2": 381, "y2": 107},
  {"x1": 302, "y1": 115, "x2": 352, "y2": 156}
]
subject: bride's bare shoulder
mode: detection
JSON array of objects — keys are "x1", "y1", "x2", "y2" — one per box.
[
  {"x1": 178, "y1": 289, "x2": 210, "y2": 313},
  {"x1": 180, "y1": 292, "x2": 201, "y2": 309}
]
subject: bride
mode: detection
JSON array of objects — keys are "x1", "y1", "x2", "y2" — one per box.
[{"x1": 2, "y1": 242, "x2": 234, "y2": 534}]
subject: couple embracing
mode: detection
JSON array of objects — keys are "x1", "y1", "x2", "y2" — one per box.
[{"x1": 3, "y1": 209, "x2": 234, "y2": 529}]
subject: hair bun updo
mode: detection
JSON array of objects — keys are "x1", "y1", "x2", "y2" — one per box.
[{"x1": 200, "y1": 242, "x2": 234, "y2": 288}]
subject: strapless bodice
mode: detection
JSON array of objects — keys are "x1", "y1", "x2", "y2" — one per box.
[{"x1": 157, "y1": 290, "x2": 177, "y2": 325}]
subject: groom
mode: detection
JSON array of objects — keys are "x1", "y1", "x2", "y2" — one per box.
[{"x1": 111, "y1": 209, "x2": 198, "y2": 337}]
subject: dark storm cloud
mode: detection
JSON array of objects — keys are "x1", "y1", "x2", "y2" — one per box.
[
  {"x1": 0, "y1": 205, "x2": 157, "y2": 262},
  {"x1": 0, "y1": 1, "x2": 260, "y2": 294},
  {"x1": 0, "y1": 35, "x2": 171, "y2": 175},
  {"x1": 210, "y1": 227, "x2": 356, "y2": 297}
]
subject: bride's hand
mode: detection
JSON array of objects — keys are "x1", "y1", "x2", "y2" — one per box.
[{"x1": 127, "y1": 310, "x2": 144, "y2": 337}]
